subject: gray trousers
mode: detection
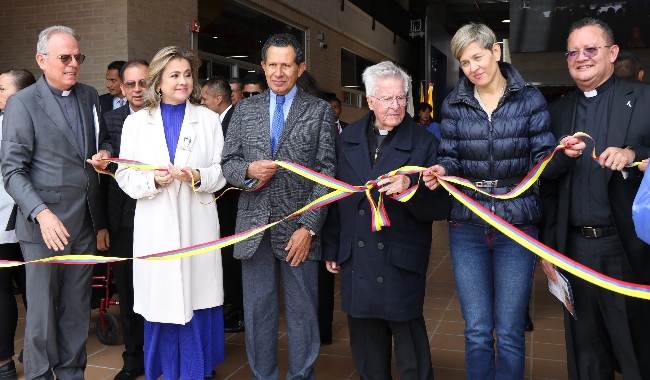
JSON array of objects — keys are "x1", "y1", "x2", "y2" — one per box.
[
  {"x1": 242, "y1": 231, "x2": 320, "y2": 380},
  {"x1": 20, "y1": 218, "x2": 95, "y2": 380}
]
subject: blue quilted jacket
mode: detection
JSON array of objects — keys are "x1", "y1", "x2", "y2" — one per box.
[{"x1": 437, "y1": 62, "x2": 556, "y2": 226}]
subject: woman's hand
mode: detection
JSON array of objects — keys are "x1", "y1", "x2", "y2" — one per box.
[
  {"x1": 377, "y1": 175, "x2": 410, "y2": 195},
  {"x1": 561, "y1": 136, "x2": 586, "y2": 158},
  {"x1": 168, "y1": 165, "x2": 199, "y2": 182},
  {"x1": 423, "y1": 165, "x2": 445, "y2": 190},
  {"x1": 154, "y1": 169, "x2": 173, "y2": 188}
]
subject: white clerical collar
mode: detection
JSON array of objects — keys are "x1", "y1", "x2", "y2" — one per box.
[
  {"x1": 61, "y1": 90, "x2": 71, "y2": 97},
  {"x1": 378, "y1": 129, "x2": 389, "y2": 136},
  {"x1": 584, "y1": 89, "x2": 597, "y2": 98}
]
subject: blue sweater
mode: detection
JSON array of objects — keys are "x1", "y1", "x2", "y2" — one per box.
[{"x1": 160, "y1": 102, "x2": 186, "y2": 164}]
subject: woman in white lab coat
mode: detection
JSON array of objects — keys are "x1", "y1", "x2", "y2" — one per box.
[{"x1": 116, "y1": 46, "x2": 226, "y2": 380}]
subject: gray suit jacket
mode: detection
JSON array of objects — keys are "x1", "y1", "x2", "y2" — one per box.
[
  {"x1": 1, "y1": 76, "x2": 112, "y2": 244},
  {"x1": 222, "y1": 89, "x2": 336, "y2": 260}
]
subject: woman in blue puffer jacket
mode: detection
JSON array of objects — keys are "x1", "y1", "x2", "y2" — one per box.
[{"x1": 423, "y1": 23, "x2": 568, "y2": 379}]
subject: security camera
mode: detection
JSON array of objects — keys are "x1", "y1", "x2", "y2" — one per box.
[{"x1": 319, "y1": 42, "x2": 328, "y2": 49}]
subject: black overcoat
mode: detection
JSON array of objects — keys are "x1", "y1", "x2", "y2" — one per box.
[{"x1": 322, "y1": 112, "x2": 449, "y2": 322}]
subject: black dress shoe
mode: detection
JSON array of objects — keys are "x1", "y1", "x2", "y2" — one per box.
[
  {"x1": 114, "y1": 368, "x2": 145, "y2": 380},
  {"x1": 0, "y1": 360, "x2": 17, "y2": 380},
  {"x1": 524, "y1": 311, "x2": 534, "y2": 332},
  {"x1": 224, "y1": 310, "x2": 245, "y2": 333}
]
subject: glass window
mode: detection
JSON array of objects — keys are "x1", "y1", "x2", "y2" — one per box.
[
  {"x1": 198, "y1": 1, "x2": 305, "y2": 67},
  {"x1": 211, "y1": 62, "x2": 232, "y2": 78},
  {"x1": 341, "y1": 48, "x2": 377, "y2": 108}
]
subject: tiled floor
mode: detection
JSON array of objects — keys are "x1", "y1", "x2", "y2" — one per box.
[{"x1": 10, "y1": 221, "x2": 620, "y2": 379}]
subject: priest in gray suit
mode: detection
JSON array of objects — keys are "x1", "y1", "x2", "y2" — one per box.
[
  {"x1": 222, "y1": 33, "x2": 336, "y2": 379},
  {"x1": 1, "y1": 25, "x2": 111, "y2": 380}
]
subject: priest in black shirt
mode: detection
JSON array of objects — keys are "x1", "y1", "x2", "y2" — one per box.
[{"x1": 539, "y1": 18, "x2": 650, "y2": 380}]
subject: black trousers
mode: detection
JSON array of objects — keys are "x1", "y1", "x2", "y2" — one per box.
[
  {"x1": 317, "y1": 262, "x2": 335, "y2": 340},
  {"x1": 348, "y1": 314, "x2": 434, "y2": 380},
  {"x1": 563, "y1": 231, "x2": 650, "y2": 380},
  {"x1": 110, "y1": 227, "x2": 145, "y2": 371},
  {"x1": 217, "y1": 190, "x2": 243, "y2": 311},
  {"x1": 0, "y1": 242, "x2": 25, "y2": 360}
]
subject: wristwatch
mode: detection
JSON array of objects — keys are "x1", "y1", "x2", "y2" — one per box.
[{"x1": 302, "y1": 225, "x2": 316, "y2": 237}]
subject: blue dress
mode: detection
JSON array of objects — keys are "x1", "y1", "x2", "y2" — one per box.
[{"x1": 143, "y1": 102, "x2": 225, "y2": 379}]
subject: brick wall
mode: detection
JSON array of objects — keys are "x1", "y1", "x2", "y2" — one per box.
[
  {"x1": 127, "y1": 0, "x2": 197, "y2": 64},
  {"x1": 0, "y1": 0, "x2": 197, "y2": 94}
]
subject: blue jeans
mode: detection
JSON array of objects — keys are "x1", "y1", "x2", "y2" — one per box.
[{"x1": 449, "y1": 222, "x2": 537, "y2": 380}]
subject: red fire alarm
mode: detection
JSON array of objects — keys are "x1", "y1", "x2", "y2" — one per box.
[{"x1": 190, "y1": 20, "x2": 200, "y2": 33}]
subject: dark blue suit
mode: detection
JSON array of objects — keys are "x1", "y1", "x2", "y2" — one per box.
[{"x1": 323, "y1": 112, "x2": 448, "y2": 379}]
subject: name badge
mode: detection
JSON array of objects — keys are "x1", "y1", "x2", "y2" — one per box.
[{"x1": 181, "y1": 136, "x2": 193, "y2": 151}]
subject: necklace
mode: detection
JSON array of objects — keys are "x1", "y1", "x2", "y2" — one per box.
[{"x1": 476, "y1": 78, "x2": 506, "y2": 115}]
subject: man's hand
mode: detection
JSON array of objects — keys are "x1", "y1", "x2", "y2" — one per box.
[
  {"x1": 540, "y1": 258, "x2": 558, "y2": 284},
  {"x1": 154, "y1": 169, "x2": 173, "y2": 188},
  {"x1": 377, "y1": 175, "x2": 410, "y2": 195},
  {"x1": 285, "y1": 227, "x2": 312, "y2": 266},
  {"x1": 561, "y1": 136, "x2": 587, "y2": 158},
  {"x1": 423, "y1": 165, "x2": 445, "y2": 190},
  {"x1": 639, "y1": 159, "x2": 648, "y2": 172},
  {"x1": 599, "y1": 147, "x2": 636, "y2": 171},
  {"x1": 36, "y1": 208, "x2": 70, "y2": 251},
  {"x1": 97, "y1": 228, "x2": 110, "y2": 251},
  {"x1": 86, "y1": 149, "x2": 111, "y2": 169},
  {"x1": 326, "y1": 260, "x2": 339, "y2": 274},
  {"x1": 246, "y1": 160, "x2": 278, "y2": 181}
]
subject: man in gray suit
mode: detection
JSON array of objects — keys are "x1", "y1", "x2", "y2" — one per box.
[
  {"x1": 1, "y1": 25, "x2": 112, "y2": 380},
  {"x1": 222, "y1": 33, "x2": 336, "y2": 379}
]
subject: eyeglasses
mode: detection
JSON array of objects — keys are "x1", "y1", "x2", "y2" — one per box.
[
  {"x1": 123, "y1": 80, "x2": 147, "y2": 89},
  {"x1": 370, "y1": 95, "x2": 408, "y2": 108},
  {"x1": 43, "y1": 54, "x2": 86, "y2": 65},
  {"x1": 565, "y1": 46, "x2": 611, "y2": 61},
  {"x1": 243, "y1": 91, "x2": 260, "y2": 98}
]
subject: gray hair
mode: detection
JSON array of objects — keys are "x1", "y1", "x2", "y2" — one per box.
[
  {"x1": 37, "y1": 25, "x2": 75, "y2": 55},
  {"x1": 450, "y1": 23, "x2": 496, "y2": 61},
  {"x1": 362, "y1": 61, "x2": 410, "y2": 97}
]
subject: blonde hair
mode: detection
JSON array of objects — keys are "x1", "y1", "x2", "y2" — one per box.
[
  {"x1": 450, "y1": 23, "x2": 497, "y2": 61},
  {"x1": 143, "y1": 46, "x2": 202, "y2": 113}
]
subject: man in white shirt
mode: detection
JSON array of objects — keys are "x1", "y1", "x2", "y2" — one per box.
[
  {"x1": 329, "y1": 96, "x2": 347, "y2": 134},
  {"x1": 201, "y1": 76, "x2": 233, "y2": 129},
  {"x1": 201, "y1": 77, "x2": 243, "y2": 333},
  {"x1": 98, "y1": 60, "x2": 126, "y2": 117}
]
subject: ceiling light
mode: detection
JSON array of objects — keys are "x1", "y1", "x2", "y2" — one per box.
[
  {"x1": 502, "y1": 19, "x2": 510, "y2": 23},
  {"x1": 248, "y1": 70, "x2": 256, "y2": 72},
  {"x1": 345, "y1": 85, "x2": 360, "y2": 88},
  {"x1": 229, "y1": 55, "x2": 248, "y2": 58},
  {"x1": 213, "y1": 36, "x2": 218, "y2": 39}
]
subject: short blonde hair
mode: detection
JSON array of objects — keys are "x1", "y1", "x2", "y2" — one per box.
[
  {"x1": 143, "y1": 46, "x2": 202, "y2": 112},
  {"x1": 451, "y1": 23, "x2": 497, "y2": 61}
]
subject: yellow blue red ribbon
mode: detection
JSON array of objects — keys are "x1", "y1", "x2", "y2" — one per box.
[{"x1": 6, "y1": 133, "x2": 650, "y2": 301}]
